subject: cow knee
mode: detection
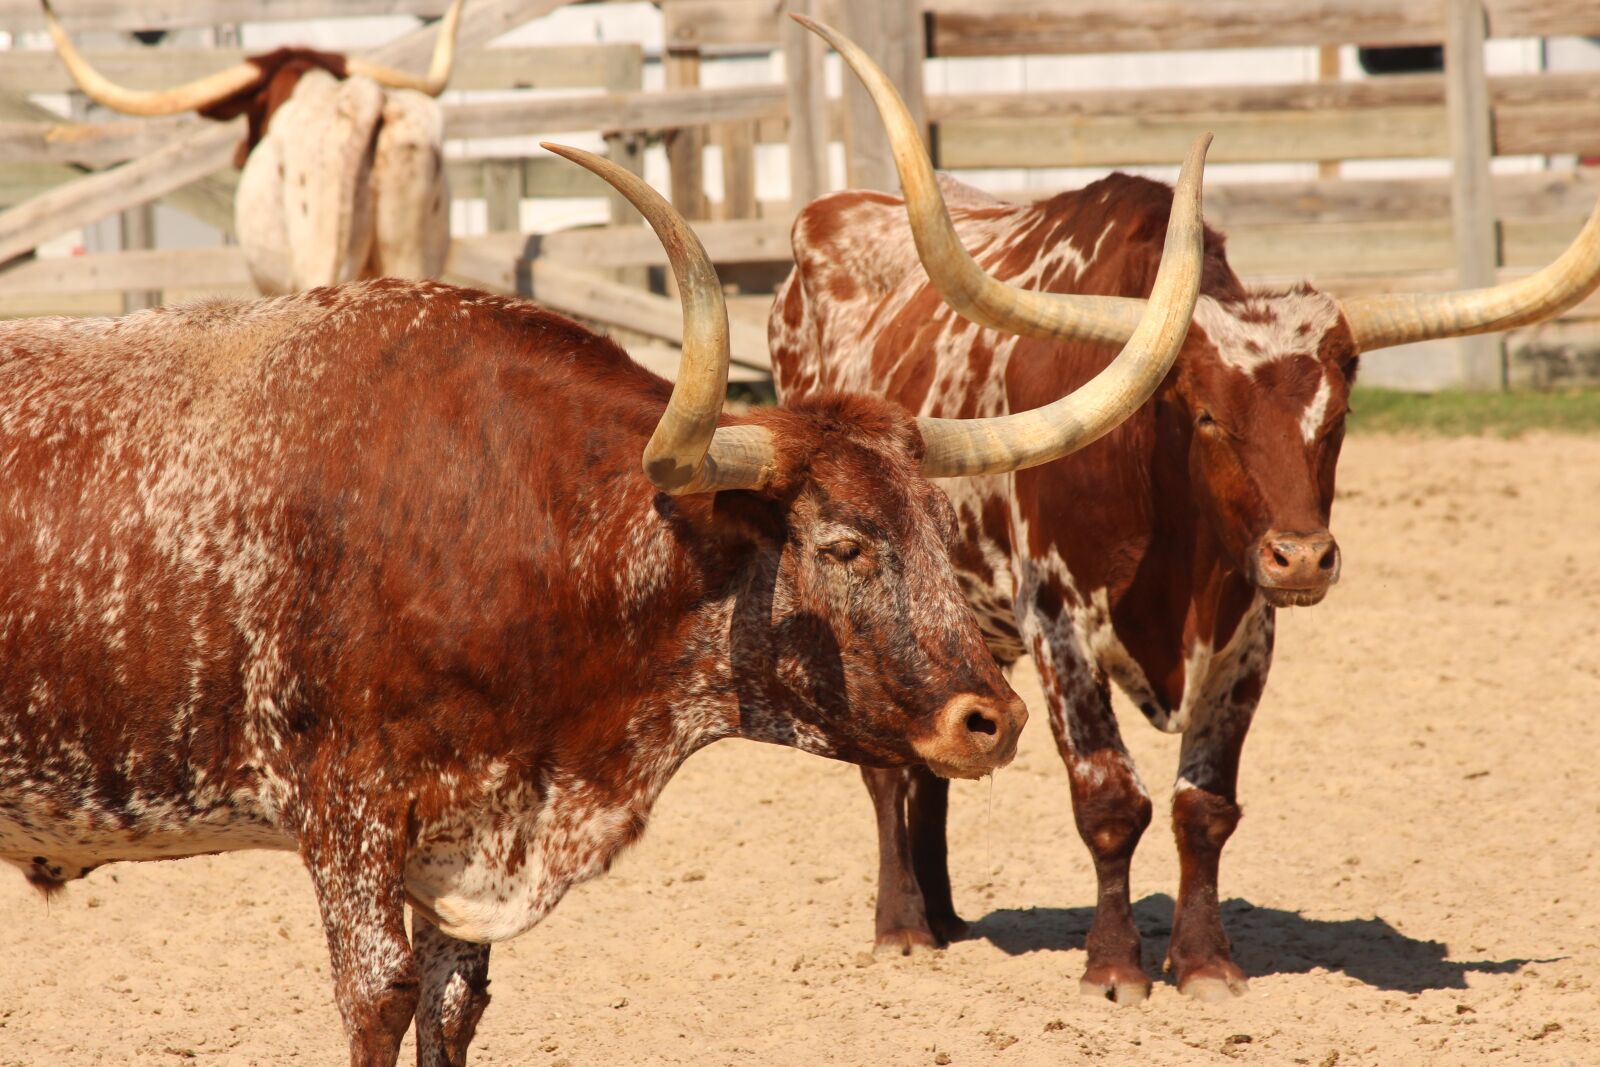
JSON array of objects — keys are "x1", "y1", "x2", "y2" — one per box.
[
  {"x1": 1072, "y1": 771, "x2": 1152, "y2": 863},
  {"x1": 1172, "y1": 788, "x2": 1241, "y2": 854}
]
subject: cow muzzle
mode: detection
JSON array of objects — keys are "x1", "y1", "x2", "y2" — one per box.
[
  {"x1": 912, "y1": 693, "x2": 1028, "y2": 780},
  {"x1": 1251, "y1": 529, "x2": 1341, "y2": 607}
]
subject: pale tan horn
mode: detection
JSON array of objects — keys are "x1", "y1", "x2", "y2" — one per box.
[
  {"x1": 793, "y1": 13, "x2": 1147, "y2": 348},
  {"x1": 41, "y1": 0, "x2": 260, "y2": 116},
  {"x1": 346, "y1": 0, "x2": 465, "y2": 97},
  {"x1": 1339, "y1": 194, "x2": 1600, "y2": 351},
  {"x1": 914, "y1": 134, "x2": 1211, "y2": 478},
  {"x1": 540, "y1": 143, "x2": 777, "y2": 495}
]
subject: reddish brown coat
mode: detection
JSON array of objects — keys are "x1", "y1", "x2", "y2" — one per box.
[
  {"x1": 773, "y1": 171, "x2": 1355, "y2": 1001},
  {"x1": 0, "y1": 279, "x2": 1020, "y2": 1064}
]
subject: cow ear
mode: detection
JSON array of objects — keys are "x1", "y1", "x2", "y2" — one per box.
[
  {"x1": 709, "y1": 489, "x2": 787, "y2": 547},
  {"x1": 650, "y1": 488, "x2": 785, "y2": 557}
]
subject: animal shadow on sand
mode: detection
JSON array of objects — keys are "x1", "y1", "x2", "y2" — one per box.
[{"x1": 970, "y1": 895, "x2": 1553, "y2": 994}]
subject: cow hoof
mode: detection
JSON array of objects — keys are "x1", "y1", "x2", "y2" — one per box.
[
  {"x1": 1178, "y1": 971, "x2": 1250, "y2": 1003},
  {"x1": 874, "y1": 927, "x2": 942, "y2": 955},
  {"x1": 1079, "y1": 965, "x2": 1151, "y2": 1006},
  {"x1": 928, "y1": 913, "x2": 970, "y2": 944}
]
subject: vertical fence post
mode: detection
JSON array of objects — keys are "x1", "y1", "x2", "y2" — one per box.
[
  {"x1": 1317, "y1": 45, "x2": 1341, "y2": 181},
  {"x1": 603, "y1": 130, "x2": 649, "y2": 287},
  {"x1": 1442, "y1": 0, "x2": 1506, "y2": 389},
  {"x1": 664, "y1": 45, "x2": 709, "y2": 221},
  {"x1": 482, "y1": 159, "x2": 521, "y2": 233},
  {"x1": 839, "y1": 0, "x2": 926, "y2": 193},
  {"x1": 603, "y1": 45, "x2": 648, "y2": 287},
  {"x1": 784, "y1": 0, "x2": 830, "y2": 210},
  {"x1": 119, "y1": 202, "x2": 158, "y2": 312}
]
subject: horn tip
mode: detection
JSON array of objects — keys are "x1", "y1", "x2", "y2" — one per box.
[{"x1": 541, "y1": 141, "x2": 585, "y2": 162}]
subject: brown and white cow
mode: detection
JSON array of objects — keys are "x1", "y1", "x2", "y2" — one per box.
[
  {"x1": 42, "y1": 0, "x2": 463, "y2": 295},
  {"x1": 774, "y1": 16, "x2": 1600, "y2": 1004},
  {"x1": 0, "y1": 139, "x2": 1208, "y2": 1065}
]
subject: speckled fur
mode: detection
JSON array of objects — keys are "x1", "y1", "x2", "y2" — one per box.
[
  {"x1": 772, "y1": 171, "x2": 1357, "y2": 996},
  {"x1": 0, "y1": 279, "x2": 1016, "y2": 1065}
]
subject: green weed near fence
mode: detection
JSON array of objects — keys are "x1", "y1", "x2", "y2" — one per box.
[{"x1": 1349, "y1": 387, "x2": 1600, "y2": 436}]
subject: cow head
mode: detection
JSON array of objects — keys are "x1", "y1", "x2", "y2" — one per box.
[
  {"x1": 41, "y1": 0, "x2": 463, "y2": 163},
  {"x1": 1159, "y1": 291, "x2": 1355, "y2": 606},
  {"x1": 798, "y1": 13, "x2": 1600, "y2": 611},
  {"x1": 542, "y1": 136, "x2": 1208, "y2": 776},
  {"x1": 716, "y1": 394, "x2": 1025, "y2": 776}
]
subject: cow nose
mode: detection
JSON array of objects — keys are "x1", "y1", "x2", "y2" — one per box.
[
  {"x1": 913, "y1": 693, "x2": 1028, "y2": 780},
  {"x1": 1255, "y1": 530, "x2": 1341, "y2": 594}
]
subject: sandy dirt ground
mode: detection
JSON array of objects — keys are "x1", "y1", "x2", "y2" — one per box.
[{"x1": 2, "y1": 433, "x2": 1598, "y2": 1067}]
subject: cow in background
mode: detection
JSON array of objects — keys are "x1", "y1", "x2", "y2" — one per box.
[
  {"x1": 775, "y1": 16, "x2": 1600, "y2": 1004},
  {"x1": 41, "y1": 0, "x2": 464, "y2": 295},
  {"x1": 0, "y1": 137, "x2": 1210, "y2": 1065}
]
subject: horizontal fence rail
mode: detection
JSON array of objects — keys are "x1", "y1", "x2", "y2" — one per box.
[{"x1": 1, "y1": 0, "x2": 1597, "y2": 388}]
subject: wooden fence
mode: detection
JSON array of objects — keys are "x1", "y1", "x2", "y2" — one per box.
[{"x1": 1, "y1": 0, "x2": 1599, "y2": 387}]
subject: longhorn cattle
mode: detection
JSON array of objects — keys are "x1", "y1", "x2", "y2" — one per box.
[
  {"x1": 41, "y1": 0, "x2": 464, "y2": 295},
  {"x1": 0, "y1": 139, "x2": 1208, "y2": 1066},
  {"x1": 774, "y1": 16, "x2": 1600, "y2": 1004}
]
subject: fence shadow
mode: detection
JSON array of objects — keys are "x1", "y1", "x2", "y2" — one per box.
[{"x1": 968, "y1": 894, "x2": 1554, "y2": 994}]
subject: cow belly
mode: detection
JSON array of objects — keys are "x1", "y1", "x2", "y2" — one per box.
[{"x1": 0, "y1": 790, "x2": 293, "y2": 890}]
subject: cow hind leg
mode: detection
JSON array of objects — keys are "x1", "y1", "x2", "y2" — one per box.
[
  {"x1": 302, "y1": 812, "x2": 420, "y2": 1067},
  {"x1": 862, "y1": 766, "x2": 940, "y2": 953},
  {"x1": 413, "y1": 913, "x2": 492, "y2": 1067},
  {"x1": 1166, "y1": 684, "x2": 1261, "y2": 1002},
  {"x1": 907, "y1": 768, "x2": 968, "y2": 943}
]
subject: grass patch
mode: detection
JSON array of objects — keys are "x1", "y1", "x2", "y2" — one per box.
[{"x1": 1348, "y1": 387, "x2": 1600, "y2": 436}]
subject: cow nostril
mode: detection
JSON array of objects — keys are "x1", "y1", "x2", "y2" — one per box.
[
  {"x1": 1318, "y1": 546, "x2": 1337, "y2": 570},
  {"x1": 964, "y1": 710, "x2": 998, "y2": 736},
  {"x1": 1271, "y1": 547, "x2": 1291, "y2": 569}
]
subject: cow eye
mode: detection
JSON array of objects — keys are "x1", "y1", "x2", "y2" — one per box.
[
  {"x1": 820, "y1": 540, "x2": 862, "y2": 563},
  {"x1": 1196, "y1": 411, "x2": 1216, "y2": 429}
]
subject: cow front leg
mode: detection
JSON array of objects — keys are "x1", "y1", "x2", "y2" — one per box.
[
  {"x1": 413, "y1": 913, "x2": 492, "y2": 1067},
  {"x1": 302, "y1": 814, "x2": 419, "y2": 1067},
  {"x1": 1032, "y1": 628, "x2": 1152, "y2": 1005},
  {"x1": 863, "y1": 766, "x2": 939, "y2": 953},
  {"x1": 1166, "y1": 684, "x2": 1260, "y2": 1002}
]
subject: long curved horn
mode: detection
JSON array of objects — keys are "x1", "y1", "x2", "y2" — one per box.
[
  {"x1": 41, "y1": 0, "x2": 260, "y2": 116},
  {"x1": 1339, "y1": 195, "x2": 1600, "y2": 350},
  {"x1": 914, "y1": 135, "x2": 1211, "y2": 478},
  {"x1": 347, "y1": 0, "x2": 465, "y2": 97},
  {"x1": 793, "y1": 13, "x2": 1148, "y2": 348},
  {"x1": 540, "y1": 143, "x2": 777, "y2": 495}
]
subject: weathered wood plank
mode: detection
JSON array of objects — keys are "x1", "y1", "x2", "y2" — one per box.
[
  {"x1": 0, "y1": 121, "x2": 240, "y2": 265},
  {"x1": 445, "y1": 241, "x2": 772, "y2": 370},
  {"x1": 926, "y1": 0, "x2": 1600, "y2": 57},
  {"x1": 713, "y1": 120, "x2": 757, "y2": 220},
  {"x1": 1444, "y1": 0, "x2": 1504, "y2": 388},
  {"x1": 925, "y1": 71, "x2": 1600, "y2": 123},
  {"x1": 783, "y1": 0, "x2": 831, "y2": 208},
  {"x1": 0, "y1": 0, "x2": 454, "y2": 33},
  {"x1": 936, "y1": 107, "x2": 1449, "y2": 169},
  {"x1": 1223, "y1": 215, "x2": 1586, "y2": 278},
  {"x1": 1193, "y1": 170, "x2": 1600, "y2": 228},
  {"x1": 477, "y1": 218, "x2": 793, "y2": 269},
  {"x1": 0, "y1": 44, "x2": 642, "y2": 95},
  {"x1": 663, "y1": 46, "x2": 709, "y2": 221},
  {"x1": 659, "y1": 0, "x2": 788, "y2": 49},
  {"x1": 0, "y1": 245, "x2": 250, "y2": 294},
  {"x1": 839, "y1": 0, "x2": 926, "y2": 194},
  {"x1": 444, "y1": 84, "x2": 789, "y2": 141}
]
